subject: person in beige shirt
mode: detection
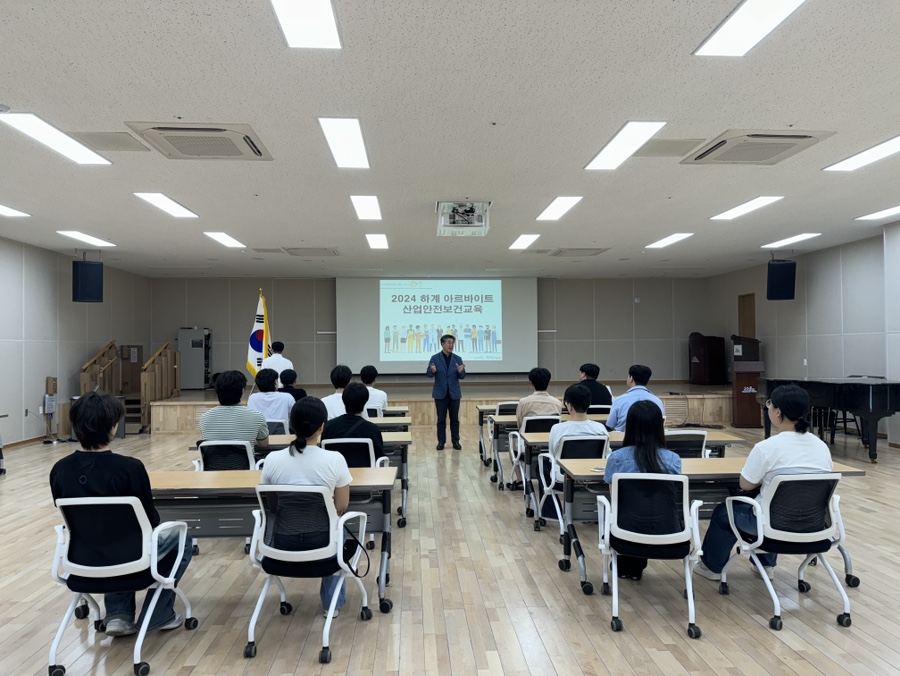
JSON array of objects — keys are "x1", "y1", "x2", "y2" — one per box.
[{"x1": 512, "y1": 367, "x2": 563, "y2": 483}]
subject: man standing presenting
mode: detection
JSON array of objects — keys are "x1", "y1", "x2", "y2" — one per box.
[{"x1": 426, "y1": 334, "x2": 466, "y2": 451}]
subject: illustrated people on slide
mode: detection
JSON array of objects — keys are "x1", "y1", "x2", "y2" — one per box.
[
  {"x1": 422, "y1": 323, "x2": 430, "y2": 353},
  {"x1": 484, "y1": 325, "x2": 492, "y2": 352},
  {"x1": 470, "y1": 325, "x2": 478, "y2": 352},
  {"x1": 392, "y1": 325, "x2": 400, "y2": 352},
  {"x1": 384, "y1": 326, "x2": 391, "y2": 353},
  {"x1": 426, "y1": 334, "x2": 466, "y2": 451},
  {"x1": 491, "y1": 324, "x2": 499, "y2": 352},
  {"x1": 415, "y1": 325, "x2": 423, "y2": 352},
  {"x1": 407, "y1": 325, "x2": 415, "y2": 352},
  {"x1": 462, "y1": 324, "x2": 471, "y2": 352}
]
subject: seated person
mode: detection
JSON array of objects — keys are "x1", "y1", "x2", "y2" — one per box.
[
  {"x1": 576, "y1": 363, "x2": 613, "y2": 406},
  {"x1": 548, "y1": 384, "x2": 610, "y2": 475},
  {"x1": 605, "y1": 364, "x2": 665, "y2": 432},
  {"x1": 360, "y1": 365, "x2": 388, "y2": 414},
  {"x1": 604, "y1": 400, "x2": 682, "y2": 580},
  {"x1": 322, "y1": 365, "x2": 368, "y2": 421},
  {"x1": 199, "y1": 370, "x2": 269, "y2": 448},
  {"x1": 49, "y1": 392, "x2": 192, "y2": 636},
  {"x1": 513, "y1": 367, "x2": 563, "y2": 482},
  {"x1": 260, "y1": 397, "x2": 353, "y2": 617},
  {"x1": 278, "y1": 369, "x2": 308, "y2": 401},
  {"x1": 322, "y1": 382, "x2": 385, "y2": 460},
  {"x1": 695, "y1": 384, "x2": 832, "y2": 582},
  {"x1": 248, "y1": 368, "x2": 295, "y2": 423}
]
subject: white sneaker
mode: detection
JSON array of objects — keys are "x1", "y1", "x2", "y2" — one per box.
[
  {"x1": 751, "y1": 564, "x2": 775, "y2": 580},
  {"x1": 159, "y1": 614, "x2": 183, "y2": 631},
  {"x1": 322, "y1": 609, "x2": 340, "y2": 618},
  {"x1": 693, "y1": 560, "x2": 721, "y2": 581},
  {"x1": 104, "y1": 619, "x2": 137, "y2": 637}
]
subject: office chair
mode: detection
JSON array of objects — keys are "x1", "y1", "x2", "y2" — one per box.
[
  {"x1": 663, "y1": 430, "x2": 709, "y2": 458},
  {"x1": 245, "y1": 485, "x2": 371, "y2": 664},
  {"x1": 588, "y1": 404, "x2": 612, "y2": 415},
  {"x1": 193, "y1": 440, "x2": 258, "y2": 554},
  {"x1": 266, "y1": 419, "x2": 289, "y2": 435},
  {"x1": 366, "y1": 406, "x2": 384, "y2": 418},
  {"x1": 49, "y1": 497, "x2": 197, "y2": 676},
  {"x1": 538, "y1": 435, "x2": 608, "y2": 536},
  {"x1": 507, "y1": 416, "x2": 561, "y2": 517},
  {"x1": 597, "y1": 474, "x2": 703, "y2": 639},
  {"x1": 488, "y1": 401, "x2": 519, "y2": 487}
]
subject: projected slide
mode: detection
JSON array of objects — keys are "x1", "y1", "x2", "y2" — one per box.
[{"x1": 380, "y1": 280, "x2": 502, "y2": 361}]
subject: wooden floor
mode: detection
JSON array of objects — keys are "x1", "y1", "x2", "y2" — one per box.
[{"x1": 2, "y1": 425, "x2": 899, "y2": 676}]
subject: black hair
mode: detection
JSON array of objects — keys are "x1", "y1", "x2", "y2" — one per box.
[
  {"x1": 564, "y1": 384, "x2": 592, "y2": 413},
  {"x1": 280, "y1": 368, "x2": 297, "y2": 386},
  {"x1": 528, "y1": 367, "x2": 552, "y2": 391},
  {"x1": 254, "y1": 368, "x2": 278, "y2": 392},
  {"x1": 271, "y1": 341, "x2": 285, "y2": 353},
  {"x1": 440, "y1": 334, "x2": 455, "y2": 346},
  {"x1": 360, "y1": 365, "x2": 378, "y2": 385},
  {"x1": 329, "y1": 364, "x2": 352, "y2": 389},
  {"x1": 580, "y1": 363, "x2": 600, "y2": 380},
  {"x1": 621, "y1": 400, "x2": 666, "y2": 474},
  {"x1": 770, "y1": 384, "x2": 811, "y2": 433},
  {"x1": 215, "y1": 370, "x2": 247, "y2": 406},
  {"x1": 342, "y1": 382, "x2": 370, "y2": 415},
  {"x1": 288, "y1": 397, "x2": 328, "y2": 455},
  {"x1": 70, "y1": 392, "x2": 125, "y2": 450},
  {"x1": 628, "y1": 364, "x2": 652, "y2": 387}
]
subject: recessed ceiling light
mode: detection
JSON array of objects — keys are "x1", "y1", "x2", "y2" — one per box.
[
  {"x1": 57, "y1": 231, "x2": 115, "y2": 247},
  {"x1": 694, "y1": 0, "x2": 808, "y2": 57},
  {"x1": 585, "y1": 121, "x2": 666, "y2": 170},
  {"x1": 318, "y1": 118, "x2": 369, "y2": 168},
  {"x1": 133, "y1": 192, "x2": 198, "y2": 218},
  {"x1": 824, "y1": 135, "x2": 900, "y2": 172},
  {"x1": 204, "y1": 232, "x2": 246, "y2": 248},
  {"x1": 0, "y1": 203, "x2": 30, "y2": 217},
  {"x1": 646, "y1": 233, "x2": 693, "y2": 249},
  {"x1": 270, "y1": 0, "x2": 341, "y2": 49},
  {"x1": 710, "y1": 196, "x2": 784, "y2": 220},
  {"x1": 0, "y1": 113, "x2": 111, "y2": 165},
  {"x1": 761, "y1": 233, "x2": 820, "y2": 248},
  {"x1": 366, "y1": 234, "x2": 389, "y2": 249},
  {"x1": 510, "y1": 234, "x2": 540, "y2": 250},
  {"x1": 351, "y1": 196, "x2": 382, "y2": 220},
  {"x1": 855, "y1": 204, "x2": 900, "y2": 221},
  {"x1": 536, "y1": 196, "x2": 583, "y2": 221}
]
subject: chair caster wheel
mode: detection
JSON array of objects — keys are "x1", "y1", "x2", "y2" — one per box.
[
  {"x1": 558, "y1": 559, "x2": 571, "y2": 571},
  {"x1": 687, "y1": 624, "x2": 702, "y2": 639},
  {"x1": 525, "y1": 508, "x2": 535, "y2": 518},
  {"x1": 845, "y1": 574, "x2": 860, "y2": 588},
  {"x1": 769, "y1": 616, "x2": 783, "y2": 631},
  {"x1": 798, "y1": 580, "x2": 811, "y2": 593},
  {"x1": 319, "y1": 647, "x2": 332, "y2": 664},
  {"x1": 360, "y1": 607, "x2": 373, "y2": 621},
  {"x1": 244, "y1": 543, "x2": 251, "y2": 554},
  {"x1": 602, "y1": 582, "x2": 610, "y2": 596},
  {"x1": 484, "y1": 459, "x2": 491, "y2": 466},
  {"x1": 279, "y1": 601, "x2": 293, "y2": 615},
  {"x1": 244, "y1": 642, "x2": 257, "y2": 658},
  {"x1": 539, "y1": 518, "x2": 546, "y2": 526},
  {"x1": 581, "y1": 581, "x2": 594, "y2": 595},
  {"x1": 94, "y1": 620, "x2": 105, "y2": 632},
  {"x1": 837, "y1": 613, "x2": 852, "y2": 627},
  {"x1": 184, "y1": 617, "x2": 198, "y2": 629},
  {"x1": 719, "y1": 582, "x2": 729, "y2": 595},
  {"x1": 398, "y1": 518, "x2": 407, "y2": 528},
  {"x1": 610, "y1": 617, "x2": 623, "y2": 632},
  {"x1": 490, "y1": 475, "x2": 498, "y2": 483},
  {"x1": 379, "y1": 598, "x2": 393, "y2": 613},
  {"x1": 366, "y1": 540, "x2": 375, "y2": 550},
  {"x1": 533, "y1": 522, "x2": 541, "y2": 532},
  {"x1": 49, "y1": 666, "x2": 66, "y2": 676},
  {"x1": 498, "y1": 484, "x2": 504, "y2": 491},
  {"x1": 134, "y1": 661, "x2": 150, "y2": 676},
  {"x1": 192, "y1": 544, "x2": 199, "y2": 555},
  {"x1": 74, "y1": 604, "x2": 89, "y2": 620},
  {"x1": 397, "y1": 506, "x2": 403, "y2": 515}
]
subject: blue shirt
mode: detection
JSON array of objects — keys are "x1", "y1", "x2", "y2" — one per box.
[
  {"x1": 603, "y1": 445, "x2": 682, "y2": 483},
  {"x1": 605, "y1": 385, "x2": 665, "y2": 432}
]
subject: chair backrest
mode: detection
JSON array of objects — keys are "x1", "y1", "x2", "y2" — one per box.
[
  {"x1": 609, "y1": 474, "x2": 690, "y2": 546},
  {"x1": 588, "y1": 404, "x2": 611, "y2": 415},
  {"x1": 255, "y1": 485, "x2": 338, "y2": 562},
  {"x1": 522, "y1": 416, "x2": 561, "y2": 433},
  {"x1": 558, "y1": 435, "x2": 608, "y2": 460},
  {"x1": 761, "y1": 474, "x2": 841, "y2": 542},
  {"x1": 495, "y1": 401, "x2": 519, "y2": 415},
  {"x1": 366, "y1": 406, "x2": 383, "y2": 418},
  {"x1": 55, "y1": 496, "x2": 152, "y2": 577},
  {"x1": 321, "y1": 438, "x2": 376, "y2": 468},
  {"x1": 266, "y1": 419, "x2": 289, "y2": 435},
  {"x1": 663, "y1": 430, "x2": 707, "y2": 458},
  {"x1": 198, "y1": 440, "x2": 255, "y2": 471}
]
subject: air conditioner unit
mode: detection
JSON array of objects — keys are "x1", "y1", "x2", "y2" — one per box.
[
  {"x1": 124, "y1": 122, "x2": 273, "y2": 160},
  {"x1": 436, "y1": 201, "x2": 491, "y2": 237},
  {"x1": 681, "y1": 129, "x2": 834, "y2": 166}
]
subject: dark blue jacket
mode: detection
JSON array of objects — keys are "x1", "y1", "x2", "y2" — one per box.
[{"x1": 426, "y1": 351, "x2": 466, "y2": 400}]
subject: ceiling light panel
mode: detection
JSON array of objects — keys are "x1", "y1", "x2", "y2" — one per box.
[
  {"x1": 0, "y1": 203, "x2": 30, "y2": 217},
  {"x1": 710, "y1": 195, "x2": 783, "y2": 220},
  {"x1": 270, "y1": 0, "x2": 341, "y2": 49},
  {"x1": 366, "y1": 234, "x2": 389, "y2": 249},
  {"x1": 0, "y1": 113, "x2": 111, "y2": 165},
  {"x1": 585, "y1": 122, "x2": 666, "y2": 170},
  {"x1": 351, "y1": 196, "x2": 382, "y2": 220},
  {"x1": 134, "y1": 192, "x2": 198, "y2": 218},
  {"x1": 57, "y1": 231, "x2": 115, "y2": 247},
  {"x1": 204, "y1": 232, "x2": 246, "y2": 248},
  {"x1": 646, "y1": 233, "x2": 693, "y2": 249},
  {"x1": 824, "y1": 135, "x2": 900, "y2": 172},
  {"x1": 695, "y1": 0, "x2": 808, "y2": 57},
  {"x1": 536, "y1": 196, "x2": 583, "y2": 221},
  {"x1": 510, "y1": 234, "x2": 540, "y2": 250},
  {"x1": 855, "y1": 205, "x2": 900, "y2": 221},
  {"x1": 761, "y1": 233, "x2": 820, "y2": 248},
  {"x1": 318, "y1": 118, "x2": 369, "y2": 168}
]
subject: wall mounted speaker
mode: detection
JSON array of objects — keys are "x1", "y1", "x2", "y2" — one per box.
[
  {"x1": 72, "y1": 260, "x2": 104, "y2": 303},
  {"x1": 766, "y1": 259, "x2": 796, "y2": 301}
]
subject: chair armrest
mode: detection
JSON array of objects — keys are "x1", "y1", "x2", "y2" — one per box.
[
  {"x1": 596, "y1": 495, "x2": 611, "y2": 552},
  {"x1": 51, "y1": 524, "x2": 68, "y2": 585},
  {"x1": 689, "y1": 499, "x2": 704, "y2": 554},
  {"x1": 508, "y1": 431, "x2": 521, "y2": 461},
  {"x1": 702, "y1": 447, "x2": 711, "y2": 459},
  {"x1": 537, "y1": 452, "x2": 556, "y2": 490},
  {"x1": 725, "y1": 496, "x2": 763, "y2": 550},
  {"x1": 337, "y1": 511, "x2": 368, "y2": 573},
  {"x1": 150, "y1": 521, "x2": 188, "y2": 584},
  {"x1": 831, "y1": 494, "x2": 845, "y2": 546},
  {"x1": 376, "y1": 457, "x2": 390, "y2": 468},
  {"x1": 249, "y1": 509, "x2": 263, "y2": 567},
  {"x1": 191, "y1": 459, "x2": 201, "y2": 472},
  {"x1": 254, "y1": 458, "x2": 265, "y2": 470}
]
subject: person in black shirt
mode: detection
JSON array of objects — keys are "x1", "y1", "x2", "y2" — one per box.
[
  {"x1": 49, "y1": 393, "x2": 192, "y2": 637},
  {"x1": 321, "y1": 382, "x2": 384, "y2": 460},
  {"x1": 577, "y1": 363, "x2": 613, "y2": 406},
  {"x1": 278, "y1": 369, "x2": 308, "y2": 401}
]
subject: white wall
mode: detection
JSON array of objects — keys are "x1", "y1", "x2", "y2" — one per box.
[{"x1": 884, "y1": 223, "x2": 900, "y2": 446}]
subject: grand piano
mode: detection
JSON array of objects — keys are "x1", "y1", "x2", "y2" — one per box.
[{"x1": 758, "y1": 377, "x2": 900, "y2": 462}]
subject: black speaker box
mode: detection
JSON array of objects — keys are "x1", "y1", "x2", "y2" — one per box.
[
  {"x1": 72, "y1": 261, "x2": 104, "y2": 303},
  {"x1": 766, "y1": 259, "x2": 796, "y2": 301}
]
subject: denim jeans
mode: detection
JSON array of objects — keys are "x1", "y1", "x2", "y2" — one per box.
[
  {"x1": 321, "y1": 574, "x2": 346, "y2": 611},
  {"x1": 701, "y1": 502, "x2": 777, "y2": 573},
  {"x1": 104, "y1": 528, "x2": 192, "y2": 630}
]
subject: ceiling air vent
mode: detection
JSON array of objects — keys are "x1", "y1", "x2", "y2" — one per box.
[
  {"x1": 124, "y1": 122, "x2": 273, "y2": 160},
  {"x1": 435, "y1": 201, "x2": 491, "y2": 237},
  {"x1": 549, "y1": 248, "x2": 610, "y2": 257},
  {"x1": 682, "y1": 129, "x2": 834, "y2": 166},
  {"x1": 282, "y1": 248, "x2": 340, "y2": 257}
]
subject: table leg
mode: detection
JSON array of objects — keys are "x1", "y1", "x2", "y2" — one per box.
[
  {"x1": 859, "y1": 414, "x2": 879, "y2": 462},
  {"x1": 378, "y1": 488, "x2": 393, "y2": 613},
  {"x1": 398, "y1": 444, "x2": 408, "y2": 527},
  {"x1": 523, "y1": 445, "x2": 540, "y2": 530},
  {"x1": 560, "y1": 475, "x2": 573, "y2": 568},
  {"x1": 491, "y1": 426, "x2": 505, "y2": 488},
  {"x1": 478, "y1": 412, "x2": 486, "y2": 464}
]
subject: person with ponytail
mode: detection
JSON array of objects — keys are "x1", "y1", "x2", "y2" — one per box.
[
  {"x1": 603, "y1": 400, "x2": 683, "y2": 580},
  {"x1": 260, "y1": 396, "x2": 354, "y2": 616},
  {"x1": 695, "y1": 384, "x2": 833, "y2": 582}
]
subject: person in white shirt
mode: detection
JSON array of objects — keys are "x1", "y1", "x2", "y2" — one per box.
[
  {"x1": 547, "y1": 384, "x2": 610, "y2": 482},
  {"x1": 360, "y1": 365, "x2": 388, "y2": 415},
  {"x1": 260, "y1": 396, "x2": 353, "y2": 616},
  {"x1": 694, "y1": 384, "x2": 833, "y2": 581},
  {"x1": 247, "y1": 369, "x2": 295, "y2": 425},
  {"x1": 321, "y1": 365, "x2": 368, "y2": 421},
  {"x1": 261, "y1": 342, "x2": 293, "y2": 385}
]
